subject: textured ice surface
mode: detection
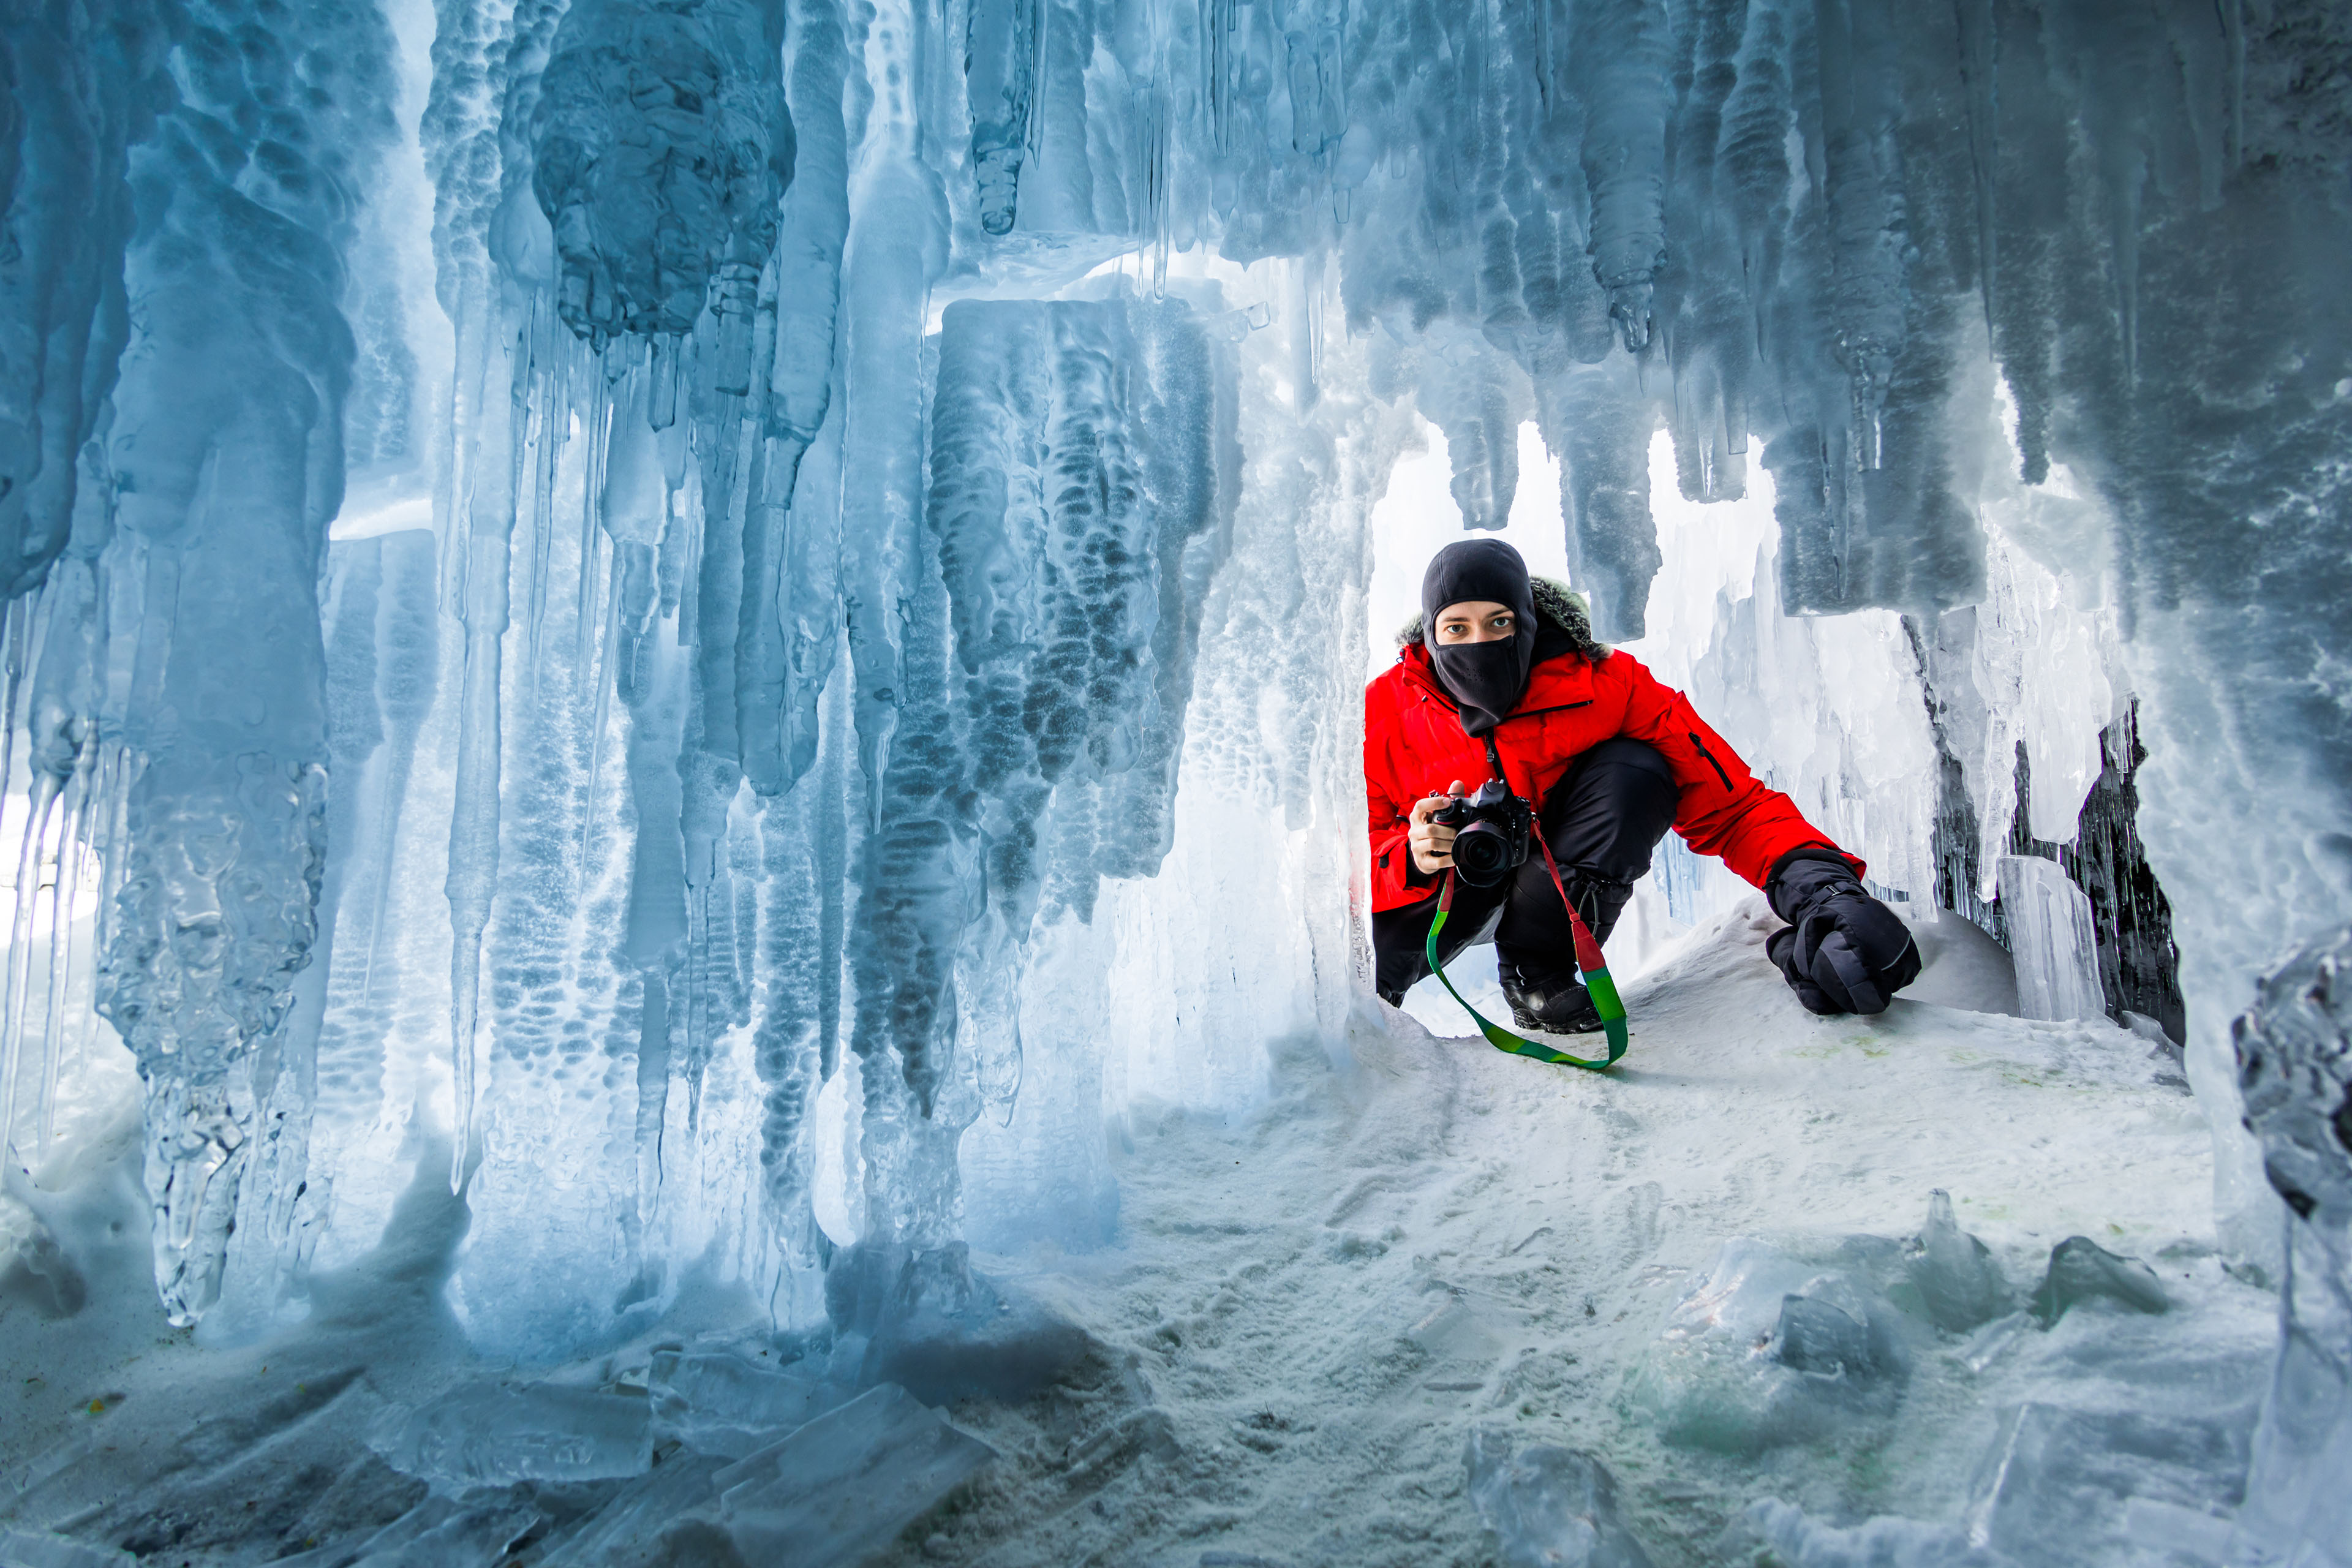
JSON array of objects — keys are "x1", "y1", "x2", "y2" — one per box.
[
  {"x1": 1466, "y1": 1430, "x2": 1656, "y2": 1568},
  {"x1": 0, "y1": 1188, "x2": 83, "y2": 1320},
  {"x1": 1626, "y1": 1235, "x2": 1915, "y2": 1453},
  {"x1": 370, "y1": 1380, "x2": 653, "y2": 1491},
  {"x1": 1902, "y1": 1191, "x2": 2010, "y2": 1333},
  {"x1": 1999, "y1": 856, "x2": 2107, "y2": 1024},
  {"x1": 0, "y1": 913, "x2": 2284, "y2": 1566},
  {"x1": 0, "y1": 1528, "x2": 136, "y2": 1568},
  {"x1": 716, "y1": 1384, "x2": 994, "y2": 1567},
  {"x1": 2029, "y1": 1237, "x2": 2169, "y2": 1327},
  {"x1": 0, "y1": 0, "x2": 2332, "y2": 1382},
  {"x1": 2231, "y1": 926, "x2": 2352, "y2": 1562},
  {"x1": 648, "y1": 1344, "x2": 841, "y2": 1458},
  {"x1": 826, "y1": 1241, "x2": 1094, "y2": 1406}
]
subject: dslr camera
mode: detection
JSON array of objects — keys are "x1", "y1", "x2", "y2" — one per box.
[{"x1": 1430, "y1": 781, "x2": 1533, "y2": 888}]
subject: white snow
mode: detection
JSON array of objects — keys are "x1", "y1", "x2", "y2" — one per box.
[{"x1": 0, "y1": 905, "x2": 2268, "y2": 1566}]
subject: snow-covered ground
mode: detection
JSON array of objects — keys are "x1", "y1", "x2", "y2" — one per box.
[{"x1": 0, "y1": 905, "x2": 2272, "y2": 1566}]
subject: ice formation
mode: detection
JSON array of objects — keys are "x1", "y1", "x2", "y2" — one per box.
[{"x1": 0, "y1": 0, "x2": 2347, "y2": 1562}]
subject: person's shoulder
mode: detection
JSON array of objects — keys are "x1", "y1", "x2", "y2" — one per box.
[
  {"x1": 1365, "y1": 655, "x2": 1414, "y2": 703},
  {"x1": 1596, "y1": 646, "x2": 1645, "y2": 679}
]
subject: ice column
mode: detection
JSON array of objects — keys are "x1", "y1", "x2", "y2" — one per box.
[
  {"x1": 89, "y1": 0, "x2": 396, "y2": 1324},
  {"x1": 1997, "y1": 854, "x2": 2105, "y2": 1024},
  {"x1": 0, "y1": 0, "x2": 154, "y2": 601},
  {"x1": 856, "y1": 295, "x2": 1229, "y2": 1253},
  {"x1": 2232, "y1": 927, "x2": 2352, "y2": 1564}
]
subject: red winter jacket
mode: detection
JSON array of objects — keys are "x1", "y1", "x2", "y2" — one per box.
[{"x1": 1364, "y1": 641, "x2": 1853, "y2": 913}]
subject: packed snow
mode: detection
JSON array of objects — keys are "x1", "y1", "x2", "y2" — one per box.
[{"x1": 0, "y1": 899, "x2": 2277, "y2": 1566}]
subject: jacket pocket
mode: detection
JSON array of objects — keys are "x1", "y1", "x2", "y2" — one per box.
[{"x1": 1689, "y1": 731, "x2": 1734, "y2": 792}]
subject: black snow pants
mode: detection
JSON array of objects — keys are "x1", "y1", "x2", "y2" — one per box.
[{"x1": 1373, "y1": 737, "x2": 1680, "y2": 1005}]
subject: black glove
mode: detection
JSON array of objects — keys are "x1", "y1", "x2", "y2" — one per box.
[{"x1": 1765, "y1": 848, "x2": 1922, "y2": 1016}]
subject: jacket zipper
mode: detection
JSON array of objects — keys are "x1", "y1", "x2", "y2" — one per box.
[
  {"x1": 1689, "y1": 731, "x2": 1734, "y2": 791},
  {"x1": 1508, "y1": 699, "x2": 1594, "y2": 723}
]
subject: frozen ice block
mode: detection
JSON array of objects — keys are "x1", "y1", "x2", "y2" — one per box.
[
  {"x1": 1996, "y1": 856, "x2": 2106, "y2": 1023},
  {"x1": 717, "y1": 1384, "x2": 994, "y2": 1567},
  {"x1": 369, "y1": 1380, "x2": 653, "y2": 1491},
  {"x1": 1465, "y1": 1429, "x2": 1655, "y2": 1568}
]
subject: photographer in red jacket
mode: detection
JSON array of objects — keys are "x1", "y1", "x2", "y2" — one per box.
[{"x1": 1366, "y1": 539, "x2": 1920, "y2": 1033}]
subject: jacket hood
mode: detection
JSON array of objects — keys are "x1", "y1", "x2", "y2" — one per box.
[{"x1": 1396, "y1": 575, "x2": 1608, "y2": 665}]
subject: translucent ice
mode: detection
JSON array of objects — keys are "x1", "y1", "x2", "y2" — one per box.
[
  {"x1": 2029, "y1": 1238, "x2": 2168, "y2": 1328},
  {"x1": 825, "y1": 1242, "x2": 1092, "y2": 1406},
  {"x1": 647, "y1": 1344, "x2": 842, "y2": 1459},
  {"x1": 0, "y1": 10, "x2": 2343, "y2": 1533},
  {"x1": 1902, "y1": 1191, "x2": 2011, "y2": 1334},
  {"x1": 288, "y1": 1498, "x2": 544, "y2": 1568},
  {"x1": 1745, "y1": 1501, "x2": 2001, "y2": 1568},
  {"x1": 1464, "y1": 1428, "x2": 1655, "y2": 1568},
  {"x1": 1997, "y1": 856, "x2": 2106, "y2": 1025},
  {"x1": 0, "y1": 1528, "x2": 137, "y2": 1568},
  {"x1": 0, "y1": 1188, "x2": 83, "y2": 1319},
  {"x1": 1963, "y1": 1403, "x2": 2248, "y2": 1567},
  {"x1": 715, "y1": 1384, "x2": 993, "y2": 1567},
  {"x1": 2231, "y1": 926, "x2": 2352, "y2": 1564},
  {"x1": 1627, "y1": 1238, "x2": 1911, "y2": 1453},
  {"x1": 531, "y1": 1452, "x2": 732, "y2": 1568},
  {"x1": 369, "y1": 1381, "x2": 652, "y2": 1492}
]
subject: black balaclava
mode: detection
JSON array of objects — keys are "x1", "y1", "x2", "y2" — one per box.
[{"x1": 1420, "y1": 538, "x2": 1538, "y2": 736}]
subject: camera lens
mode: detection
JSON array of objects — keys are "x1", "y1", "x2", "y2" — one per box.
[{"x1": 1453, "y1": 822, "x2": 1512, "y2": 887}]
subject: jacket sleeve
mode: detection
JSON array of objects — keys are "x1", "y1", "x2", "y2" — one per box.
[
  {"x1": 1610, "y1": 654, "x2": 1860, "y2": 889},
  {"x1": 1364, "y1": 677, "x2": 1435, "y2": 910},
  {"x1": 1368, "y1": 770, "x2": 1425, "y2": 910}
]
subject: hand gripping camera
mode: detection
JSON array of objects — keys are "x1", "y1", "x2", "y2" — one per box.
[{"x1": 1430, "y1": 780, "x2": 1534, "y2": 888}]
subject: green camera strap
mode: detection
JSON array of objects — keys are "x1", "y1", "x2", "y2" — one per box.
[{"x1": 1421, "y1": 834, "x2": 1629, "y2": 1071}]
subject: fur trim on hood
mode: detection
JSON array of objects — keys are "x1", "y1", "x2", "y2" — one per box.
[{"x1": 1396, "y1": 575, "x2": 1609, "y2": 663}]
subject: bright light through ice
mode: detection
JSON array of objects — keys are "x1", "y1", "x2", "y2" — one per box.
[
  {"x1": 0, "y1": 790, "x2": 106, "y2": 925},
  {"x1": 1365, "y1": 421, "x2": 1781, "y2": 694},
  {"x1": 1364, "y1": 418, "x2": 1571, "y2": 684},
  {"x1": 810, "y1": 1062, "x2": 864, "y2": 1248},
  {"x1": 1614, "y1": 429, "x2": 1779, "y2": 695}
]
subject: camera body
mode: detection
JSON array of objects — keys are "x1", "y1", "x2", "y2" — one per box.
[{"x1": 1430, "y1": 780, "x2": 1534, "y2": 888}]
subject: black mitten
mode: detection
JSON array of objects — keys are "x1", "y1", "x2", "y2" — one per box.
[{"x1": 1764, "y1": 848, "x2": 1923, "y2": 1016}]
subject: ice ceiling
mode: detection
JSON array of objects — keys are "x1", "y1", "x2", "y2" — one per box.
[{"x1": 0, "y1": 0, "x2": 2348, "y2": 1558}]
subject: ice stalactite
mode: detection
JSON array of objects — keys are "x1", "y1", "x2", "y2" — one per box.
[
  {"x1": 963, "y1": 0, "x2": 1039, "y2": 238},
  {"x1": 1536, "y1": 357, "x2": 1656, "y2": 641},
  {"x1": 0, "y1": 0, "x2": 158, "y2": 602},
  {"x1": 1568, "y1": 0, "x2": 1670, "y2": 356},
  {"x1": 845, "y1": 296, "x2": 1228, "y2": 1257},
  {"x1": 70, "y1": 0, "x2": 398, "y2": 1324},
  {"x1": 919, "y1": 296, "x2": 1229, "y2": 1254},
  {"x1": 532, "y1": 0, "x2": 793, "y2": 342},
  {"x1": 739, "y1": 0, "x2": 851, "y2": 799}
]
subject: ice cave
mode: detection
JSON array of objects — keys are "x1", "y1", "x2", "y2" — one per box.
[{"x1": 0, "y1": 0, "x2": 2348, "y2": 1562}]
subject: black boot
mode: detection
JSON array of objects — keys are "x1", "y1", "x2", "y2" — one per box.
[{"x1": 1499, "y1": 964, "x2": 1604, "y2": 1035}]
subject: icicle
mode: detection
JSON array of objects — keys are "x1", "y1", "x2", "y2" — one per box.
[
  {"x1": 577, "y1": 370, "x2": 612, "y2": 696},
  {"x1": 0, "y1": 772, "x2": 62, "y2": 1163},
  {"x1": 967, "y1": 0, "x2": 1040, "y2": 235},
  {"x1": 0, "y1": 598, "x2": 29, "y2": 803},
  {"x1": 36, "y1": 728, "x2": 97, "y2": 1152},
  {"x1": 79, "y1": 745, "x2": 127, "y2": 1067}
]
